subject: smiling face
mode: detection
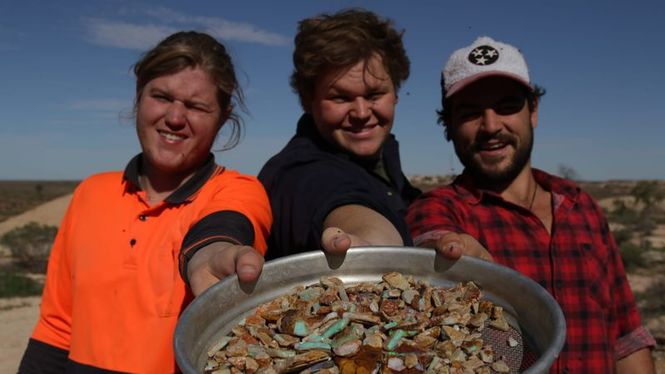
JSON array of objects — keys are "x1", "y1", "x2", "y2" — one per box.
[
  {"x1": 448, "y1": 76, "x2": 538, "y2": 185},
  {"x1": 136, "y1": 66, "x2": 226, "y2": 180},
  {"x1": 307, "y1": 55, "x2": 398, "y2": 160}
]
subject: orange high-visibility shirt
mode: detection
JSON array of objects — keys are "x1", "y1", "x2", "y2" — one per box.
[{"x1": 31, "y1": 155, "x2": 271, "y2": 373}]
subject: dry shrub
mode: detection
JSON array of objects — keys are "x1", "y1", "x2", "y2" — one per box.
[
  {"x1": 638, "y1": 280, "x2": 665, "y2": 317},
  {"x1": 0, "y1": 222, "x2": 57, "y2": 273}
]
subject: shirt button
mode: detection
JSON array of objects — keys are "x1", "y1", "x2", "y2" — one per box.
[
  {"x1": 139, "y1": 215, "x2": 147, "y2": 221},
  {"x1": 387, "y1": 191, "x2": 393, "y2": 196},
  {"x1": 130, "y1": 239, "x2": 137, "y2": 246}
]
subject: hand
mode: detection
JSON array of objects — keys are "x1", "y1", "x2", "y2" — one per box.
[
  {"x1": 321, "y1": 227, "x2": 371, "y2": 255},
  {"x1": 186, "y1": 242, "x2": 264, "y2": 297},
  {"x1": 434, "y1": 232, "x2": 494, "y2": 262}
]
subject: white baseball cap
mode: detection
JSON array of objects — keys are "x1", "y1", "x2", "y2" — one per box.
[{"x1": 442, "y1": 36, "x2": 532, "y2": 98}]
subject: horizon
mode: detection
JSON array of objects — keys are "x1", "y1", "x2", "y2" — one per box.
[{"x1": 1, "y1": 1, "x2": 664, "y2": 181}]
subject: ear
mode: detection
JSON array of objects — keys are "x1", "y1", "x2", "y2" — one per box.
[
  {"x1": 301, "y1": 96, "x2": 312, "y2": 114},
  {"x1": 530, "y1": 98, "x2": 539, "y2": 129},
  {"x1": 219, "y1": 105, "x2": 233, "y2": 129}
]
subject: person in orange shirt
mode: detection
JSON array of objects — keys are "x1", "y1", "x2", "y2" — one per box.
[{"x1": 19, "y1": 31, "x2": 272, "y2": 373}]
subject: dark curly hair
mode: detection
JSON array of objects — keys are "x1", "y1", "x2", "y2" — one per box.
[{"x1": 290, "y1": 8, "x2": 410, "y2": 111}]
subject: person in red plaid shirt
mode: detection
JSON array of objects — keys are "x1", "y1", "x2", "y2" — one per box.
[{"x1": 406, "y1": 36, "x2": 656, "y2": 373}]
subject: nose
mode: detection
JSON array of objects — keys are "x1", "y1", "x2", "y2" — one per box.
[
  {"x1": 165, "y1": 101, "x2": 187, "y2": 128},
  {"x1": 349, "y1": 97, "x2": 371, "y2": 122},
  {"x1": 479, "y1": 108, "x2": 502, "y2": 133}
]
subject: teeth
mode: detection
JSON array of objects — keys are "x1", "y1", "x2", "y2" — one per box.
[
  {"x1": 159, "y1": 131, "x2": 185, "y2": 141},
  {"x1": 480, "y1": 144, "x2": 501, "y2": 151}
]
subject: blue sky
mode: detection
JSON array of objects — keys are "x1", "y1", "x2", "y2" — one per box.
[{"x1": 1, "y1": 0, "x2": 664, "y2": 181}]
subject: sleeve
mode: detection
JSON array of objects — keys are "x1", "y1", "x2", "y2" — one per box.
[
  {"x1": 406, "y1": 189, "x2": 467, "y2": 245},
  {"x1": 592, "y1": 199, "x2": 657, "y2": 357},
  {"x1": 178, "y1": 173, "x2": 272, "y2": 280},
  {"x1": 28, "y1": 184, "x2": 84, "y2": 364},
  {"x1": 18, "y1": 338, "x2": 68, "y2": 373},
  {"x1": 270, "y1": 159, "x2": 401, "y2": 251}
]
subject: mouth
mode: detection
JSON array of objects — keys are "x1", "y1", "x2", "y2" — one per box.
[
  {"x1": 345, "y1": 124, "x2": 378, "y2": 137},
  {"x1": 477, "y1": 140, "x2": 508, "y2": 152},
  {"x1": 472, "y1": 137, "x2": 514, "y2": 160},
  {"x1": 158, "y1": 130, "x2": 186, "y2": 143}
]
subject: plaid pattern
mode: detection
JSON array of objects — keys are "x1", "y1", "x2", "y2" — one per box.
[{"x1": 406, "y1": 169, "x2": 655, "y2": 373}]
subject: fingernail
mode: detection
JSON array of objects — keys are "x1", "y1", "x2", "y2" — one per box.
[{"x1": 239, "y1": 265, "x2": 255, "y2": 275}]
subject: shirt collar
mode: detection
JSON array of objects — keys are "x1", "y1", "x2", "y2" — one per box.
[
  {"x1": 295, "y1": 113, "x2": 402, "y2": 183},
  {"x1": 453, "y1": 168, "x2": 581, "y2": 205},
  {"x1": 122, "y1": 153, "x2": 221, "y2": 204}
]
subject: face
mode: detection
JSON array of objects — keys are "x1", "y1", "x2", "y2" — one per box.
[
  {"x1": 136, "y1": 66, "x2": 227, "y2": 178},
  {"x1": 307, "y1": 54, "x2": 398, "y2": 160},
  {"x1": 447, "y1": 76, "x2": 538, "y2": 185}
]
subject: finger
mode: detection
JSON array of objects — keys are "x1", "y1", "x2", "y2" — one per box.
[
  {"x1": 321, "y1": 227, "x2": 352, "y2": 255},
  {"x1": 435, "y1": 240, "x2": 464, "y2": 259},
  {"x1": 208, "y1": 247, "x2": 237, "y2": 278},
  {"x1": 190, "y1": 269, "x2": 221, "y2": 297},
  {"x1": 235, "y1": 247, "x2": 264, "y2": 282},
  {"x1": 459, "y1": 235, "x2": 494, "y2": 262},
  {"x1": 435, "y1": 232, "x2": 464, "y2": 259}
]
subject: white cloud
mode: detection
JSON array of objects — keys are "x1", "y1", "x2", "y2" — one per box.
[
  {"x1": 144, "y1": 7, "x2": 289, "y2": 46},
  {"x1": 203, "y1": 21, "x2": 290, "y2": 46},
  {"x1": 83, "y1": 7, "x2": 289, "y2": 50},
  {"x1": 84, "y1": 18, "x2": 175, "y2": 50}
]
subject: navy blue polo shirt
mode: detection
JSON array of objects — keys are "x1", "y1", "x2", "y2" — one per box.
[{"x1": 258, "y1": 114, "x2": 421, "y2": 260}]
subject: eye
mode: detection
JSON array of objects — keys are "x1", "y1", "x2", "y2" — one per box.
[
  {"x1": 494, "y1": 96, "x2": 526, "y2": 115},
  {"x1": 366, "y1": 92, "x2": 384, "y2": 101},
  {"x1": 187, "y1": 103, "x2": 206, "y2": 112},
  {"x1": 330, "y1": 95, "x2": 349, "y2": 103},
  {"x1": 454, "y1": 105, "x2": 481, "y2": 122},
  {"x1": 151, "y1": 92, "x2": 171, "y2": 103}
]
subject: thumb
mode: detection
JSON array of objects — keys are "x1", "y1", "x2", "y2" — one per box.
[{"x1": 321, "y1": 227, "x2": 352, "y2": 254}]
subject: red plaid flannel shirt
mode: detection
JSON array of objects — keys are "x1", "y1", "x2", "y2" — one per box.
[{"x1": 406, "y1": 169, "x2": 655, "y2": 373}]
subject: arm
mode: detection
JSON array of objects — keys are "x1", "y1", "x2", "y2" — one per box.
[
  {"x1": 23, "y1": 187, "x2": 81, "y2": 371},
  {"x1": 187, "y1": 241, "x2": 264, "y2": 296},
  {"x1": 616, "y1": 347, "x2": 655, "y2": 374},
  {"x1": 418, "y1": 231, "x2": 494, "y2": 262},
  {"x1": 406, "y1": 189, "x2": 492, "y2": 261},
  {"x1": 181, "y1": 175, "x2": 272, "y2": 296},
  {"x1": 586, "y1": 196, "x2": 656, "y2": 370},
  {"x1": 19, "y1": 338, "x2": 68, "y2": 373},
  {"x1": 320, "y1": 204, "x2": 403, "y2": 254}
]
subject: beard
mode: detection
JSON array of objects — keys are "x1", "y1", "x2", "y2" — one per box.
[{"x1": 453, "y1": 124, "x2": 534, "y2": 187}]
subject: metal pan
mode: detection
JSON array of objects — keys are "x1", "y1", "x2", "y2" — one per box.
[{"x1": 174, "y1": 246, "x2": 566, "y2": 373}]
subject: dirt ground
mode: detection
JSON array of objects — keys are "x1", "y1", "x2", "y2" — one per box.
[
  {"x1": 0, "y1": 297, "x2": 40, "y2": 373},
  {"x1": 0, "y1": 193, "x2": 663, "y2": 373}
]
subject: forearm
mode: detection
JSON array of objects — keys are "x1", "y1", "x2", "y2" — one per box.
[
  {"x1": 187, "y1": 241, "x2": 264, "y2": 296},
  {"x1": 323, "y1": 204, "x2": 403, "y2": 246},
  {"x1": 616, "y1": 347, "x2": 655, "y2": 374}
]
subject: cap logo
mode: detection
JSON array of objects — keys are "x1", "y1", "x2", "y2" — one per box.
[{"x1": 468, "y1": 45, "x2": 499, "y2": 66}]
